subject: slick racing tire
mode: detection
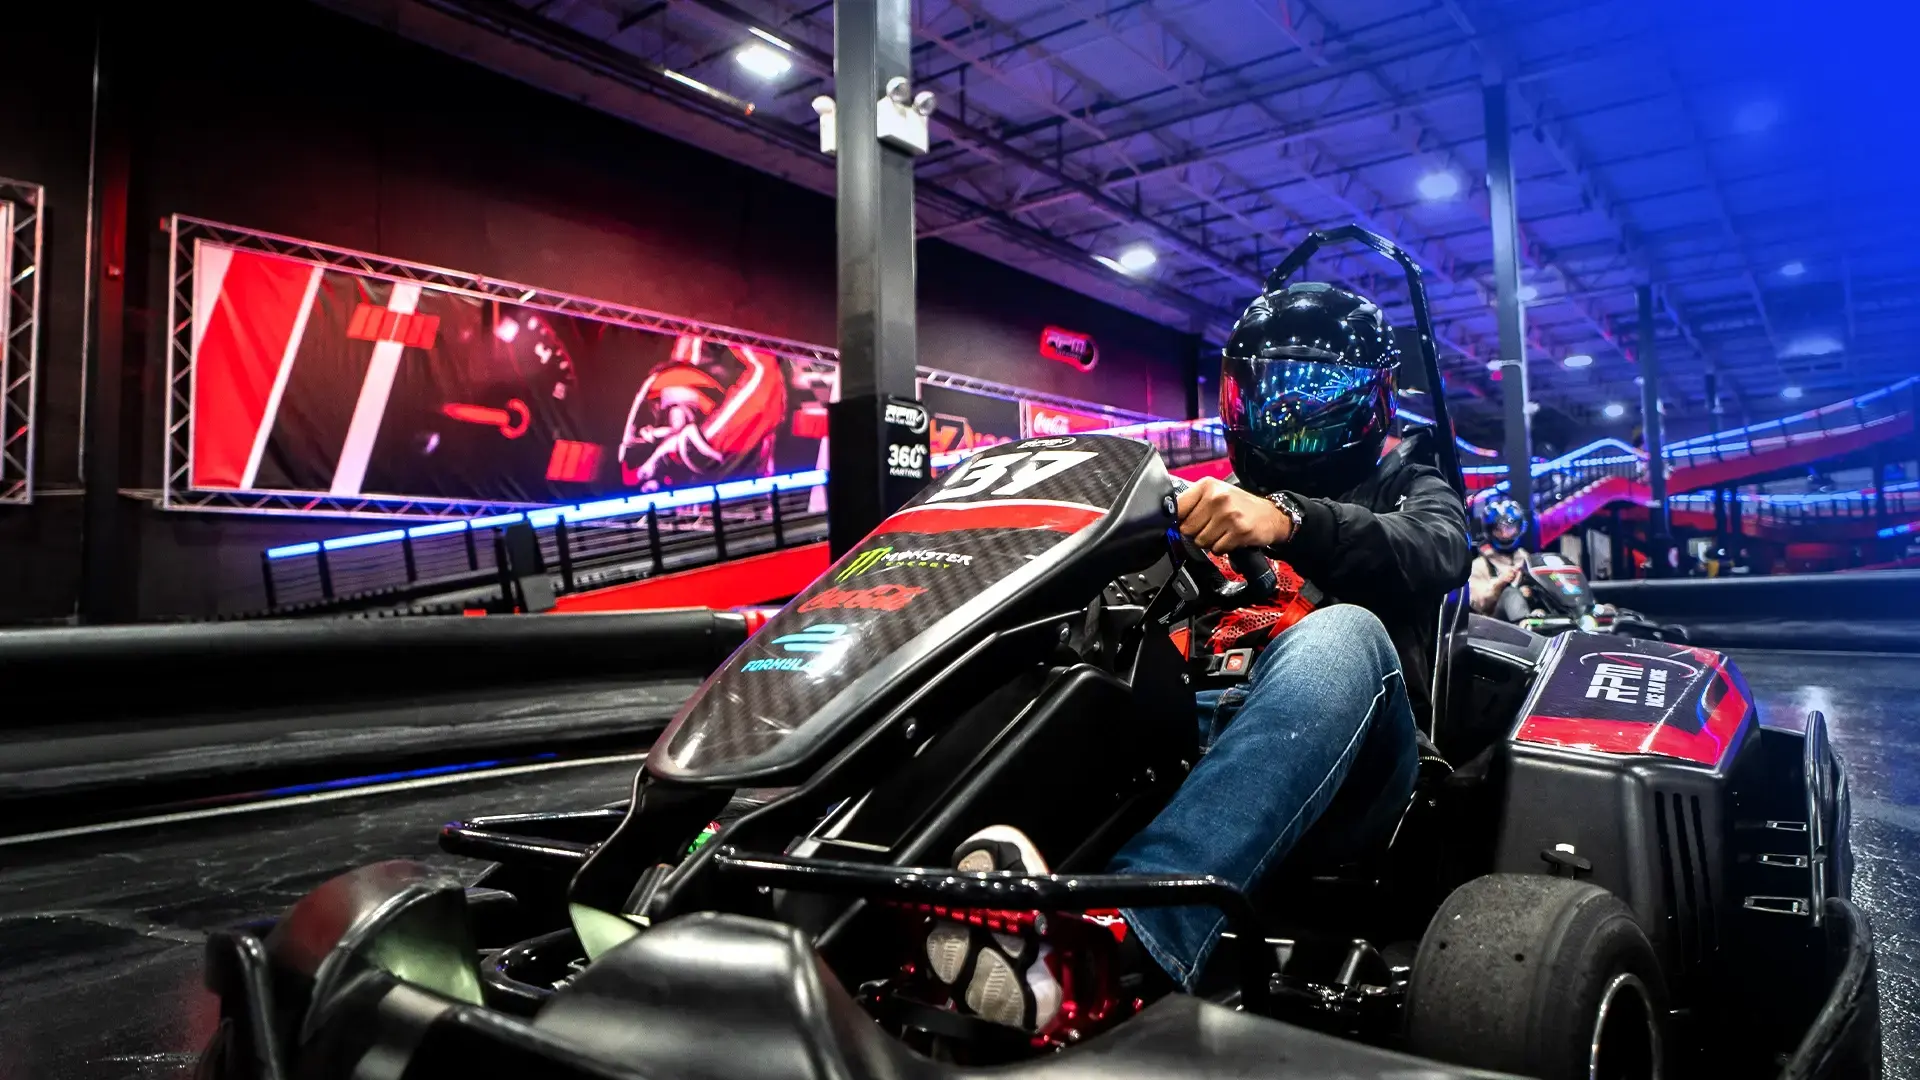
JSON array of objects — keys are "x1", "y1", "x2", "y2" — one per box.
[{"x1": 1406, "y1": 874, "x2": 1667, "y2": 1080}]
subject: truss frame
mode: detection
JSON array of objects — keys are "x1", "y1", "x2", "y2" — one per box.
[{"x1": 0, "y1": 178, "x2": 43, "y2": 504}]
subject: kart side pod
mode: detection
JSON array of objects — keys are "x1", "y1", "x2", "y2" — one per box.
[{"x1": 1492, "y1": 630, "x2": 1855, "y2": 1054}]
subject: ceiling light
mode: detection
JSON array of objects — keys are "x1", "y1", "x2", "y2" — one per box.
[
  {"x1": 1525, "y1": 401, "x2": 1541, "y2": 416},
  {"x1": 1116, "y1": 245, "x2": 1158, "y2": 273},
  {"x1": 1781, "y1": 385, "x2": 1804, "y2": 400},
  {"x1": 1516, "y1": 284, "x2": 1539, "y2": 302},
  {"x1": 1485, "y1": 359, "x2": 1504, "y2": 374},
  {"x1": 1417, "y1": 170, "x2": 1462, "y2": 201},
  {"x1": 1734, "y1": 100, "x2": 1780, "y2": 134},
  {"x1": 1603, "y1": 403, "x2": 1626, "y2": 419},
  {"x1": 746, "y1": 26, "x2": 795, "y2": 51},
  {"x1": 1779, "y1": 260, "x2": 1806, "y2": 278},
  {"x1": 1781, "y1": 333, "x2": 1845, "y2": 358},
  {"x1": 736, "y1": 43, "x2": 793, "y2": 80},
  {"x1": 1563, "y1": 353, "x2": 1593, "y2": 369}
]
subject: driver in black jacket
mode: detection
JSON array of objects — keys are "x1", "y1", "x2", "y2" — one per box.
[{"x1": 922, "y1": 283, "x2": 1471, "y2": 1033}]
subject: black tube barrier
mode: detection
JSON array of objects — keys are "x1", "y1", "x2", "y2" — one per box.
[
  {"x1": 0, "y1": 611, "x2": 746, "y2": 808},
  {"x1": 1592, "y1": 570, "x2": 1920, "y2": 653}
]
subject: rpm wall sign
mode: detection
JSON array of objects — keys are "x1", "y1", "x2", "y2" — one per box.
[{"x1": 1039, "y1": 325, "x2": 1098, "y2": 372}]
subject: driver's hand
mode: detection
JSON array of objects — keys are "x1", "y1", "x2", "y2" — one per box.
[{"x1": 1176, "y1": 477, "x2": 1292, "y2": 553}]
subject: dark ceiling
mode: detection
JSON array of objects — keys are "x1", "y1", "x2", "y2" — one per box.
[{"x1": 317, "y1": 0, "x2": 1920, "y2": 441}]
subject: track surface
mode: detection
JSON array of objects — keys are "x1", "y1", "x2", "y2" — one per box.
[{"x1": 2, "y1": 650, "x2": 1914, "y2": 1079}]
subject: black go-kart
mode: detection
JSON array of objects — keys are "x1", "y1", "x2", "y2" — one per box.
[
  {"x1": 1509, "y1": 553, "x2": 1691, "y2": 644},
  {"x1": 194, "y1": 229, "x2": 1879, "y2": 1080}
]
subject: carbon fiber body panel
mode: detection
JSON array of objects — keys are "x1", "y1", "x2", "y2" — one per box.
[{"x1": 650, "y1": 435, "x2": 1170, "y2": 784}]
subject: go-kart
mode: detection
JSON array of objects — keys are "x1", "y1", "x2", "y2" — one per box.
[
  {"x1": 1512, "y1": 553, "x2": 1690, "y2": 643},
  {"x1": 194, "y1": 229, "x2": 1879, "y2": 1080}
]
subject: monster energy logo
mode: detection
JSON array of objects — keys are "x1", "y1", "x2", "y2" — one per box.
[{"x1": 836, "y1": 545, "x2": 973, "y2": 581}]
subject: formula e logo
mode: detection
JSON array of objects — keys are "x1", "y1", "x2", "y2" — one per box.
[
  {"x1": 799, "y1": 583, "x2": 927, "y2": 613},
  {"x1": 836, "y1": 546, "x2": 974, "y2": 581},
  {"x1": 1580, "y1": 651, "x2": 1696, "y2": 707},
  {"x1": 743, "y1": 624, "x2": 850, "y2": 673},
  {"x1": 1586, "y1": 662, "x2": 1658, "y2": 705}
]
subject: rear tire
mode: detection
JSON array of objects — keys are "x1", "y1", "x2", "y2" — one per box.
[{"x1": 1406, "y1": 874, "x2": 1667, "y2": 1080}]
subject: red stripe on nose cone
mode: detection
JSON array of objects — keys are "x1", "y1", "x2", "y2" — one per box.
[{"x1": 874, "y1": 503, "x2": 1103, "y2": 536}]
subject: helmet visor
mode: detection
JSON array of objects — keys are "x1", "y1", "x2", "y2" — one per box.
[{"x1": 1220, "y1": 357, "x2": 1393, "y2": 457}]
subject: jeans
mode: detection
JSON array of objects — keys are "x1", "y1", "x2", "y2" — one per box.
[{"x1": 1105, "y1": 604, "x2": 1419, "y2": 989}]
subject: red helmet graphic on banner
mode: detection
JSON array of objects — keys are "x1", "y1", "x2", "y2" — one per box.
[{"x1": 619, "y1": 335, "x2": 789, "y2": 490}]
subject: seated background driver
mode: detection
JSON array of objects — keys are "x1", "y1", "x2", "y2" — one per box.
[{"x1": 923, "y1": 282, "x2": 1471, "y2": 1032}]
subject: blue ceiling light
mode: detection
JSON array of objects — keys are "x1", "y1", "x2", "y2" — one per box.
[
  {"x1": 1779, "y1": 260, "x2": 1806, "y2": 278},
  {"x1": 736, "y1": 43, "x2": 793, "y2": 80},
  {"x1": 1781, "y1": 385, "x2": 1804, "y2": 400},
  {"x1": 1417, "y1": 170, "x2": 1461, "y2": 201},
  {"x1": 1603, "y1": 403, "x2": 1627, "y2": 419},
  {"x1": 1563, "y1": 353, "x2": 1593, "y2": 369},
  {"x1": 1516, "y1": 284, "x2": 1539, "y2": 302},
  {"x1": 1733, "y1": 100, "x2": 1781, "y2": 134},
  {"x1": 1781, "y1": 333, "x2": 1845, "y2": 358},
  {"x1": 1115, "y1": 244, "x2": 1158, "y2": 273}
]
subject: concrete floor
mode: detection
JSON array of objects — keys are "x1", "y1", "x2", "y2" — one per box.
[{"x1": 0, "y1": 648, "x2": 1912, "y2": 1079}]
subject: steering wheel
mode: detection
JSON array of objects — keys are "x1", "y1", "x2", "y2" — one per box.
[{"x1": 1167, "y1": 478, "x2": 1281, "y2": 609}]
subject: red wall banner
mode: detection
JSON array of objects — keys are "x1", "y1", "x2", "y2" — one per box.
[
  {"x1": 188, "y1": 244, "x2": 834, "y2": 504},
  {"x1": 183, "y1": 239, "x2": 1169, "y2": 510}
]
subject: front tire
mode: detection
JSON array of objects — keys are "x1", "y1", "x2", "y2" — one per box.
[{"x1": 1405, "y1": 874, "x2": 1667, "y2": 1080}]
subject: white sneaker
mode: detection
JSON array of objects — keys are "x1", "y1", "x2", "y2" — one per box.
[{"x1": 922, "y1": 825, "x2": 1063, "y2": 1031}]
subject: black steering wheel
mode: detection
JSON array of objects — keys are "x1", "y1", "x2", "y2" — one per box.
[{"x1": 1167, "y1": 478, "x2": 1281, "y2": 609}]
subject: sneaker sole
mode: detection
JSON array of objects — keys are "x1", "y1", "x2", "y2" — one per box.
[{"x1": 926, "y1": 921, "x2": 972, "y2": 985}]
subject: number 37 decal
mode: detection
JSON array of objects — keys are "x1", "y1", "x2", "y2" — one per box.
[{"x1": 927, "y1": 450, "x2": 1098, "y2": 502}]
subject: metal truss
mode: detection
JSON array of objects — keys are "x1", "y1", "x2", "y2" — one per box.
[{"x1": 0, "y1": 178, "x2": 42, "y2": 505}]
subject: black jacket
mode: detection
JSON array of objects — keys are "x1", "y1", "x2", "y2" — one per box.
[{"x1": 1260, "y1": 429, "x2": 1471, "y2": 722}]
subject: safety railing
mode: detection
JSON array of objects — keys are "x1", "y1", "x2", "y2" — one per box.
[{"x1": 256, "y1": 415, "x2": 1236, "y2": 617}]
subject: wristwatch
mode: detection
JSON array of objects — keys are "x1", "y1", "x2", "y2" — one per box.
[{"x1": 1266, "y1": 492, "x2": 1304, "y2": 545}]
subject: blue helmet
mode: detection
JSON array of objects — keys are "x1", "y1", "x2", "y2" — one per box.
[{"x1": 1478, "y1": 497, "x2": 1528, "y2": 553}]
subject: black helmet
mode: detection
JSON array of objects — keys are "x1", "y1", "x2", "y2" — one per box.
[
  {"x1": 1478, "y1": 496, "x2": 1528, "y2": 553},
  {"x1": 1219, "y1": 282, "x2": 1398, "y2": 497}
]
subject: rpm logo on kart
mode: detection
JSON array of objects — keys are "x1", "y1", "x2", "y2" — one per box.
[
  {"x1": 928, "y1": 448, "x2": 1097, "y2": 502},
  {"x1": 836, "y1": 546, "x2": 974, "y2": 581},
  {"x1": 1581, "y1": 652, "x2": 1698, "y2": 708},
  {"x1": 799, "y1": 583, "x2": 927, "y2": 613},
  {"x1": 742, "y1": 623, "x2": 851, "y2": 674}
]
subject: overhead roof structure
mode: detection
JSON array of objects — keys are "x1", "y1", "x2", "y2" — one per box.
[{"x1": 322, "y1": 0, "x2": 1920, "y2": 439}]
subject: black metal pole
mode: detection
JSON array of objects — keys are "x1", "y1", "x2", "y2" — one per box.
[
  {"x1": 646, "y1": 506, "x2": 664, "y2": 574},
  {"x1": 1637, "y1": 285, "x2": 1671, "y2": 576},
  {"x1": 770, "y1": 489, "x2": 786, "y2": 548},
  {"x1": 827, "y1": 0, "x2": 920, "y2": 558},
  {"x1": 260, "y1": 552, "x2": 278, "y2": 610},
  {"x1": 464, "y1": 522, "x2": 480, "y2": 570},
  {"x1": 401, "y1": 533, "x2": 418, "y2": 583},
  {"x1": 712, "y1": 497, "x2": 728, "y2": 561},
  {"x1": 1483, "y1": 82, "x2": 1534, "y2": 545},
  {"x1": 554, "y1": 518, "x2": 575, "y2": 592},
  {"x1": 78, "y1": 19, "x2": 134, "y2": 624}
]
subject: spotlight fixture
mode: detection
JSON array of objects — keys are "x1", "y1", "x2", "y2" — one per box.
[
  {"x1": 1516, "y1": 284, "x2": 1539, "y2": 302},
  {"x1": 1563, "y1": 353, "x2": 1593, "y2": 369},
  {"x1": 736, "y1": 43, "x2": 793, "y2": 80},
  {"x1": 1115, "y1": 245, "x2": 1158, "y2": 273},
  {"x1": 1782, "y1": 385, "x2": 1804, "y2": 400},
  {"x1": 1603, "y1": 402, "x2": 1626, "y2": 419},
  {"x1": 1417, "y1": 170, "x2": 1461, "y2": 201},
  {"x1": 1779, "y1": 260, "x2": 1806, "y2": 278}
]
